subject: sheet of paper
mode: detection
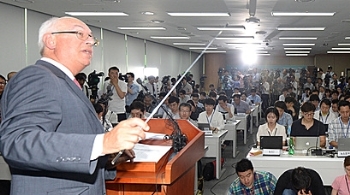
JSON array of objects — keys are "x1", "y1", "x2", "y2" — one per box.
[
  {"x1": 133, "y1": 143, "x2": 172, "y2": 162},
  {"x1": 144, "y1": 132, "x2": 167, "y2": 140}
]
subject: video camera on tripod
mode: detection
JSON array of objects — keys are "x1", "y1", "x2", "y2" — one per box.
[{"x1": 87, "y1": 70, "x2": 104, "y2": 102}]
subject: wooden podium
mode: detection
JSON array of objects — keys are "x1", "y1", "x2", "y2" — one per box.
[{"x1": 106, "y1": 119, "x2": 205, "y2": 195}]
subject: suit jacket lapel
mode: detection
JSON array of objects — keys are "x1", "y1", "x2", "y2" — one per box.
[{"x1": 35, "y1": 60, "x2": 97, "y2": 117}]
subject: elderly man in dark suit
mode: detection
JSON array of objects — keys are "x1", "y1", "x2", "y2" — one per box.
[{"x1": 0, "y1": 16, "x2": 148, "y2": 195}]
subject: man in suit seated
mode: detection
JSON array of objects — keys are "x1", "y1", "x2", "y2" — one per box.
[{"x1": 0, "y1": 16, "x2": 149, "y2": 195}]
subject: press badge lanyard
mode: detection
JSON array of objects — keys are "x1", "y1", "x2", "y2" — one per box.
[
  {"x1": 267, "y1": 127, "x2": 277, "y2": 136},
  {"x1": 206, "y1": 113, "x2": 214, "y2": 125},
  {"x1": 319, "y1": 112, "x2": 329, "y2": 123},
  {"x1": 339, "y1": 118, "x2": 350, "y2": 138}
]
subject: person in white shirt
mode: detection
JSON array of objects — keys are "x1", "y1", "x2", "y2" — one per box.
[
  {"x1": 198, "y1": 98, "x2": 225, "y2": 131},
  {"x1": 178, "y1": 103, "x2": 197, "y2": 127},
  {"x1": 261, "y1": 77, "x2": 270, "y2": 111},
  {"x1": 129, "y1": 101, "x2": 146, "y2": 119},
  {"x1": 178, "y1": 89, "x2": 190, "y2": 104},
  {"x1": 163, "y1": 96, "x2": 180, "y2": 119},
  {"x1": 103, "y1": 67, "x2": 127, "y2": 123},
  {"x1": 331, "y1": 99, "x2": 340, "y2": 117},
  {"x1": 314, "y1": 99, "x2": 336, "y2": 125},
  {"x1": 279, "y1": 88, "x2": 289, "y2": 102},
  {"x1": 215, "y1": 95, "x2": 235, "y2": 121},
  {"x1": 256, "y1": 107, "x2": 287, "y2": 146},
  {"x1": 144, "y1": 76, "x2": 158, "y2": 97}
]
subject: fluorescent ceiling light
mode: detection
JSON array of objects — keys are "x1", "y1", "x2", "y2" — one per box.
[
  {"x1": 332, "y1": 48, "x2": 350, "y2": 50},
  {"x1": 173, "y1": 43, "x2": 206, "y2": 46},
  {"x1": 283, "y1": 43, "x2": 315, "y2": 46},
  {"x1": 284, "y1": 48, "x2": 312, "y2": 50},
  {"x1": 216, "y1": 36, "x2": 254, "y2": 40},
  {"x1": 197, "y1": 26, "x2": 245, "y2": 31},
  {"x1": 118, "y1": 27, "x2": 166, "y2": 30},
  {"x1": 226, "y1": 43, "x2": 261, "y2": 45},
  {"x1": 257, "y1": 53, "x2": 270, "y2": 56},
  {"x1": 279, "y1": 37, "x2": 317, "y2": 40},
  {"x1": 255, "y1": 51, "x2": 268, "y2": 54},
  {"x1": 286, "y1": 54, "x2": 308, "y2": 56},
  {"x1": 150, "y1": 36, "x2": 190, "y2": 39},
  {"x1": 189, "y1": 47, "x2": 217, "y2": 50},
  {"x1": 338, "y1": 43, "x2": 350, "y2": 46},
  {"x1": 271, "y1": 12, "x2": 335, "y2": 16},
  {"x1": 345, "y1": 37, "x2": 350, "y2": 40},
  {"x1": 203, "y1": 51, "x2": 226, "y2": 53},
  {"x1": 167, "y1": 12, "x2": 230, "y2": 17},
  {"x1": 277, "y1": 27, "x2": 325, "y2": 31},
  {"x1": 65, "y1": 12, "x2": 128, "y2": 16},
  {"x1": 285, "y1": 51, "x2": 311, "y2": 53},
  {"x1": 140, "y1": 11, "x2": 154, "y2": 15},
  {"x1": 327, "y1": 51, "x2": 350, "y2": 54}
]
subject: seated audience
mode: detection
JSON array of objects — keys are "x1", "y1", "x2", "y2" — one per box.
[
  {"x1": 93, "y1": 103, "x2": 113, "y2": 132},
  {"x1": 233, "y1": 94, "x2": 251, "y2": 114},
  {"x1": 178, "y1": 103, "x2": 197, "y2": 127},
  {"x1": 331, "y1": 156, "x2": 350, "y2": 195},
  {"x1": 329, "y1": 100, "x2": 350, "y2": 148},
  {"x1": 309, "y1": 94, "x2": 320, "y2": 111},
  {"x1": 178, "y1": 89, "x2": 190, "y2": 104},
  {"x1": 331, "y1": 99, "x2": 340, "y2": 117},
  {"x1": 332, "y1": 90, "x2": 340, "y2": 100},
  {"x1": 279, "y1": 88, "x2": 289, "y2": 102},
  {"x1": 285, "y1": 97, "x2": 299, "y2": 121},
  {"x1": 314, "y1": 99, "x2": 337, "y2": 125},
  {"x1": 191, "y1": 93, "x2": 204, "y2": 108},
  {"x1": 198, "y1": 98, "x2": 224, "y2": 131},
  {"x1": 248, "y1": 88, "x2": 261, "y2": 105},
  {"x1": 275, "y1": 101, "x2": 293, "y2": 135},
  {"x1": 290, "y1": 102, "x2": 326, "y2": 148},
  {"x1": 163, "y1": 96, "x2": 180, "y2": 119},
  {"x1": 257, "y1": 107, "x2": 287, "y2": 146},
  {"x1": 240, "y1": 93, "x2": 253, "y2": 106},
  {"x1": 215, "y1": 95, "x2": 235, "y2": 120},
  {"x1": 187, "y1": 100, "x2": 203, "y2": 121},
  {"x1": 274, "y1": 167, "x2": 325, "y2": 195},
  {"x1": 199, "y1": 92, "x2": 207, "y2": 104},
  {"x1": 227, "y1": 158, "x2": 276, "y2": 195},
  {"x1": 129, "y1": 101, "x2": 146, "y2": 119},
  {"x1": 301, "y1": 88, "x2": 311, "y2": 103}
]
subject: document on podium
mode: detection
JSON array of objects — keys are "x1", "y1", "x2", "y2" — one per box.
[
  {"x1": 133, "y1": 143, "x2": 172, "y2": 162},
  {"x1": 144, "y1": 132, "x2": 167, "y2": 140}
]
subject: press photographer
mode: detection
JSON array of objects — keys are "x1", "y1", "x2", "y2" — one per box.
[{"x1": 87, "y1": 70, "x2": 104, "y2": 102}]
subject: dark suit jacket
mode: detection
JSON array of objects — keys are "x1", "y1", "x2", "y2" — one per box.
[{"x1": 0, "y1": 60, "x2": 115, "y2": 195}]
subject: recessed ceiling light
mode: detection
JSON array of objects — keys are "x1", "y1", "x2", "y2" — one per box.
[
  {"x1": 215, "y1": 36, "x2": 254, "y2": 40},
  {"x1": 150, "y1": 36, "x2": 190, "y2": 39},
  {"x1": 151, "y1": 20, "x2": 164, "y2": 24},
  {"x1": 277, "y1": 27, "x2": 325, "y2": 31},
  {"x1": 327, "y1": 51, "x2": 350, "y2": 54},
  {"x1": 279, "y1": 37, "x2": 317, "y2": 40},
  {"x1": 285, "y1": 51, "x2": 311, "y2": 53},
  {"x1": 338, "y1": 43, "x2": 350, "y2": 46},
  {"x1": 173, "y1": 43, "x2": 206, "y2": 46},
  {"x1": 286, "y1": 54, "x2": 308, "y2": 56},
  {"x1": 203, "y1": 51, "x2": 226, "y2": 53},
  {"x1": 332, "y1": 48, "x2": 350, "y2": 50},
  {"x1": 189, "y1": 47, "x2": 217, "y2": 50},
  {"x1": 226, "y1": 43, "x2": 261, "y2": 45},
  {"x1": 284, "y1": 48, "x2": 312, "y2": 50},
  {"x1": 271, "y1": 12, "x2": 335, "y2": 16},
  {"x1": 141, "y1": 11, "x2": 155, "y2": 15},
  {"x1": 65, "y1": 12, "x2": 128, "y2": 16},
  {"x1": 257, "y1": 53, "x2": 271, "y2": 56},
  {"x1": 283, "y1": 43, "x2": 315, "y2": 46},
  {"x1": 197, "y1": 26, "x2": 245, "y2": 31},
  {"x1": 118, "y1": 27, "x2": 166, "y2": 30},
  {"x1": 255, "y1": 51, "x2": 269, "y2": 54},
  {"x1": 345, "y1": 37, "x2": 350, "y2": 40},
  {"x1": 167, "y1": 12, "x2": 230, "y2": 17}
]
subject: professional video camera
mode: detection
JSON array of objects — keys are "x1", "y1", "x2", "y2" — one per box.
[
  {"x1": 118, "y1": 73, "x2": 128, "y2": 82},
  {"x1": 87, "y1": 70, "x2": 104, "y2": 101},
  {"x1": 162, "y1": 75, "x2": 171, "y2": 85}
]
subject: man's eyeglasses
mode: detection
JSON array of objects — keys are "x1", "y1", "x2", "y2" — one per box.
[
  {"x1": 303, "y1": 112, "x2": 314, "y2": 117},
  {"x1": 0, "y1": 82, "x2": 6, "y2": 86},
  {"x1": 51, "y1": 31, "x2": 99, "y2": 46}
]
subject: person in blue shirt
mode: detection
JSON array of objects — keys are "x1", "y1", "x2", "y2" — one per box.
[
  {"x1": 274, "y1": 101, "x2": 293, "y2": 135},
  {"x1": 248, "y1": 88, "x2": 262, "y2": 105}
]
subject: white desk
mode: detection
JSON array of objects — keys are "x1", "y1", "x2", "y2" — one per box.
[
  {"x1": 204, "y1": 130, "x2": 228, "y2": 179},
  {"x1": 224, "y1": 120, "x2": 241, "y2": 158},
  {"x1": 235, "y1": 114, "x2": 249, "y2": 144},
  {"x1": 252, "y1": 105, "x2": 260, "y2": 127},
  {"x1": 250, "y1": 107, "x2": 256, "y2": 129},
  {"x1": 0, "y1": 156, "x2": 11, "y2": 180},
  {"x1": 247, "y1": 149, "x2": 344, "y2": 185}
]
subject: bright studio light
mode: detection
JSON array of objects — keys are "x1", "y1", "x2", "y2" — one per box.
[
  {"x1": 241, "y1": 47, "x2": 257, "y2": 66},
  {"x1": 144, "y1": 67, "x2": 159, "y2": 77}
]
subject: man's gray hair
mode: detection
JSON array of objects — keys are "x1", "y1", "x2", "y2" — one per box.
[{"x1": 38, "y1": 17, "x2": 60, "y2": 56}]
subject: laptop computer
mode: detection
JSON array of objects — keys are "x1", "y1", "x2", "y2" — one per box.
[
  {"x1": 294, "y1": 137, "x2": 320, "y2": 150},
  {"x1": 337, "y1": 138, "x2": 350, "y2": 156},
  {"x1": 260, "y1": 136, "x2": 283, "y2": 149},
  {"x1": 197, "y1": 123, "x2": 212, "y2": 135}
]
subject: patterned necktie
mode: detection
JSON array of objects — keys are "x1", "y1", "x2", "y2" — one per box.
[{"x1": 73, "y1": 79, "x2": 82, "y2": 90}]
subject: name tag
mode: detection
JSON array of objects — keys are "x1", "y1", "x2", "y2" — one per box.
[
  {"x1": 338, "y1": 151, "x2": 350, "y2": 158},
  {"x1": 263, "y1": 149, "x2": 281, "y2": 156}
]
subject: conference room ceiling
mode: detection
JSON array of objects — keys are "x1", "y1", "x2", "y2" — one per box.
[{"x1": 3, "y1": 0, "x2": 350, "y2": 57}]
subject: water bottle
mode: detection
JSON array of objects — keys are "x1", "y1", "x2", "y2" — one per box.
[{"x1": 288, "y1": 138, "x2": 295, "y2": 155}]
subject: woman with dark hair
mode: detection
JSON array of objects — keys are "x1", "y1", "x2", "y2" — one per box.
[
  {"x1": 290, "y1": 102, "x2": 326, "y2": 148},
  {"x1": 187, "y1": 99, "x2": 203, "y2": 121},
  {"x1": 256, "y1": 107, "x2": 287, "y2": 146},
  {"x1": 331, "y1": 156, "x2": 350, "y2": 195}
]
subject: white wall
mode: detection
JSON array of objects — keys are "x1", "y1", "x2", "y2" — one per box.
[{"x1": 0, "y1": 2, "x2": 201, "y2": 84}]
